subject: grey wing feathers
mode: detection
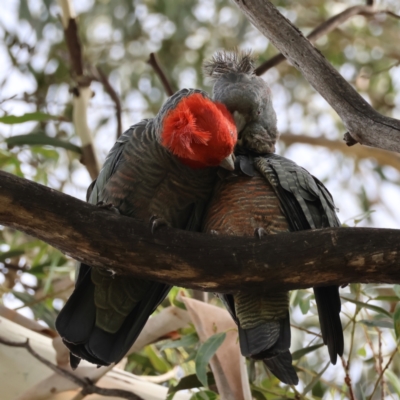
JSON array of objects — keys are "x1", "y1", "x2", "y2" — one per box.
[
  {"x1": 255, "y1": 154, "x2": 339, "y2": 230},
  {"x1": 255, "y1": 153, "x2": 344, "y2": 364},
  {"x1": 87, "y1": 122, "x2": 148, "y2": 205}
]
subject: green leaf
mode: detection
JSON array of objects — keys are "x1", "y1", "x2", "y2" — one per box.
[
  {"x1": 385, "y1": 369, "x2": 400, "y2": 395},
  {"x1": 160, "y1": 332, "x2": 199, "y2": 351},
  {"x1": 394, "y1": 285, "x2": 400, "y2": 299},
  {"x1": 195, "y1": 332, "x2": 226, "y2": 387},
  {"x1": 168, "y1": 286, "x2": 187, "y2": 310},
  {"x1": 374, "y1": 296, "x2": 399, "y2": 302},
  {"x1": 0, "y1": 112, "x2": 63, "y2": 124},
  {"x1": 292, "y1": 343, "x2": 324, "y2": 360},
  {"x1": 0, "y1": 249, "x2": 25, "y2": 262},
  {"x1": 168, "y1": 372, "x2": 215, "y2": 394},
  {"x1": 143, "y1": 344, "x2": 171, "y2": 373},
  {"x1": 359, "y1": 319, "x2": 393, "y2": 329},
  {"x1": 393, "y1": 304, "x2": 400, "y2": 339},
  {"x1": 6, "y1": 133, "x2": 81, "y2": 154},
  {"x1": 341, "y1": 296, "x2": 392, "y2": 318},
  {"x1": 190, "y1": 390, "x2": 218, "y2": 400},
  {"x1": 357, "y1": 347, "x2": 366, "y2": 357},
  {"x1": 12, "y1": 291, "x2": 57, "y2": 329},
  {"x1": 299, "y1": 295, "x2": 310, "y2": 315},
  {"x1": 251, "y1": 388, "x2": 267, "y2": 400}
]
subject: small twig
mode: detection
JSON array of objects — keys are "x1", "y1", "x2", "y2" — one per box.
[
  {"x1": 369, "y1": 347, "x2": 398, "y2": 400},
  {"x1": 341, "y1": 288, "x2": 361, "y2": 400},
  {"x1": 13, "y1": 282, "x2": 74, "y2": 311},
  {"x1": 378, "y1": 330, "x2": 384, "y2": 400},
  {"x1": 147, "y1": 53, "x2": 175, "y2": 96},
  {"x1": 255, "y1": 5, "x2": 400, "y2": 75},
  {"x1": 290, "y1": 324, "x2": 322, "y2": 338},
  {"x1": 0, "y1": 336, "x2": 143, "y2": 400},
  {"x1": 93, "y1": 66, "x2": 123, "y2": 139},
  {"x1": 341, "y1": 356, "x2": 356, "y2": 400}
]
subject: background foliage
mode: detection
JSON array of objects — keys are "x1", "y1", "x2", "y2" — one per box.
[{"x1": 1, "y1": 0, "x2": 400, "y2": 399}]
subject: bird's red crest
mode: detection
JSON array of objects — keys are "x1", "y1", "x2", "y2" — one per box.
[{"x1": 161, "y1": 93, "x2": 237, "y2": 168}]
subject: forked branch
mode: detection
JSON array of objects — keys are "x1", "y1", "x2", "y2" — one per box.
[{"x1": 233, "y1": 0, "x2": 400, "y2": 153}]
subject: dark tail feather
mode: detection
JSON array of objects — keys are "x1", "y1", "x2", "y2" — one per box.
[
  {"x1": 238, "y1": 321, "x2": 280, "y2": 357},
  {"x1": 56, "y1": 264, "x2": 96, "y2": 344},
  {"x1": 241, "y1": 314, "x2": 297, "y2": 384},
  {"x1": 264, "y1": 351, "x2": 299, "y2": 385},
  {"x1": 56, "y1": 265, "x2": 171, "y2": 367},
  {"x1": 314, "y1": 286, "x2": 344, "y2": 364}
]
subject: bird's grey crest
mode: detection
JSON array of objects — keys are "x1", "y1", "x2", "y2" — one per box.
[
  {"x1": 203, "y1": 51, "x2": 255, "y2": 79},
  {"x1": 204, "y1": 50, "x2": 279, "y2": 154}
]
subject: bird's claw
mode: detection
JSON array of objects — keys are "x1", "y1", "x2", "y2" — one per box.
[
  {"x1": 149, "y1": 215, "x2": 167, "y2": 233},
  {"x1": 254, "y1": 227, "x2": 267, "y2": 239},
  {"x1": 210, "y1": 230, "x2": 219, "y2": 236},
  {"x1": 96, "y1": 201, "x2": 120, "y2": 214}
]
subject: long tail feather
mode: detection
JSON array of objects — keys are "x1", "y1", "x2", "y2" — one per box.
[
  {"x1": 314, "y1": 286, "x2": 343, "y2": 364},
  {"x1": 264, "y1": 351, "x2": 299, "y2": 385}
]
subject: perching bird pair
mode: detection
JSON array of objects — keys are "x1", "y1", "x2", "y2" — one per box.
[{"x1": 56, "y1": 51, "x2": 343, "y2": 385}]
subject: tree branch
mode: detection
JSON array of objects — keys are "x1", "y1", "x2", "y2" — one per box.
[
  {"x1": 255, "y1": 5, "x2": 399, "y2": 75},
  {"x1": 58, "y1": 0, "x2": 99, "y2": 179},
  {"x1": 147, "y1": 53, "x2": 175, "y2": 96},
  {"x1": 279, "y1": 133, "x2": 400, "y2": 171},
  {"x1": 0, "y1": 336, "x2": 143, "y2": 400},
  {"x1": 1, "y1": 170, "x2": 400, "y2": 292},
  {"x1": 233, "y1": 0, "x2": 400, "y2": 153},
  {"x1": 92, "y1": 66, "x2": 123, "y2": 139}
]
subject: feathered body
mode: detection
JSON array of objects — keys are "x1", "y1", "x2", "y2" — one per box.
[
  {"x1": 202, "y1": 52, "x2": 343, "y2": 384},
  {"x1": 56, "y1": 89, "x2": 237, "y2": 367}
]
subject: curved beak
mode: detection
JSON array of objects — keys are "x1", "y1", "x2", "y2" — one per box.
[{"x1": 219, "y1": 154, "x2": 235, "y2": 171}]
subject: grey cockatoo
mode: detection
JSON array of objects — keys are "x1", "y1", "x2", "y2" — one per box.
[
  {"x1": 56, "y1": 88, "x2": 237, "y2": 368},
  {"x1": 201, "y1": 51, "x2": 343, "y2": 385}
]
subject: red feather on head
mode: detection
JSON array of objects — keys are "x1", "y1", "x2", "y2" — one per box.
[{"x1": 161, "y1": 93, "x2": 237, "y2": 168}]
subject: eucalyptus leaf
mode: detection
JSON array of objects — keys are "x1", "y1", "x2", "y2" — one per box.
[
  {"x1": 190, "y1": 390, "x2": 218, "y2": 400},
  {"x1": 168, "y1": 372, "x2": 215, "y2": 394},
  {"x1": 160, "y1": 332, "x2": 199, "y2": 351},
  {"x1": 341, "y1": 296, "x2": 392, "y2": 318},
  {"x1": 359, "y1": 319, "x2": 393, "y2": 329},
  {"x1": 0, "y1": 112, "x2": 63, "y2": 124},
  {"x1": 292, "y1": 343, "x2": 324, "y2": 360},
  {"x1": 6, "y1": 133, "x2": 81, "y2": 154},
  {"x1": 0, "y1": 249, "x2": 25, "y2": 262},
  {"x1": 195, "y1": 332, "x2": 226, "y2": 387},
  {"x1": 393, "y1": 304, "x2": 400, "y2": 339}
]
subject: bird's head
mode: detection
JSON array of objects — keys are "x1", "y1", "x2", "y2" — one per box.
[
  {"x1": 204, "y1": 51, "x2": 278, "y2": 154},
  {"x1": 159, "y1": 90, "x2": 237, "y2": 170}
]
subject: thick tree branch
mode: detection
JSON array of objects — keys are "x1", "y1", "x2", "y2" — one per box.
[
  {"x1": 255, "y1": 5, "x2": 399, "y2": 75},
  {"x1": 1, "y1": 171, "x2": 400, "y2": 292},
  {"x1": 233, "y1": 0, "x2": 400, "y2": 153}
]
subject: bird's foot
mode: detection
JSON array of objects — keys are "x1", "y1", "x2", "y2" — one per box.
[
  {"x1": 210, "y1": 230, "x2": 219, "y2": 236},
  {"x1": 96, "y1": 201, "x2": 120, "y2": 214},
  {"x1": 254, "y1": 227, "x2": 267, "y2": 239},
  {"x1": 149, "y1": 215, "x2": 167, "y2": 233}
]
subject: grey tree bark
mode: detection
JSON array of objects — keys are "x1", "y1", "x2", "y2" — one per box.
[{"x1": 233, "y1": 0, "x2": 400, "y2": 152}]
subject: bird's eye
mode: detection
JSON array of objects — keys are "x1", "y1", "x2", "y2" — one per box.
[{"x1": 257, "y1": 110, "x2": 261, "y2": 115}]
